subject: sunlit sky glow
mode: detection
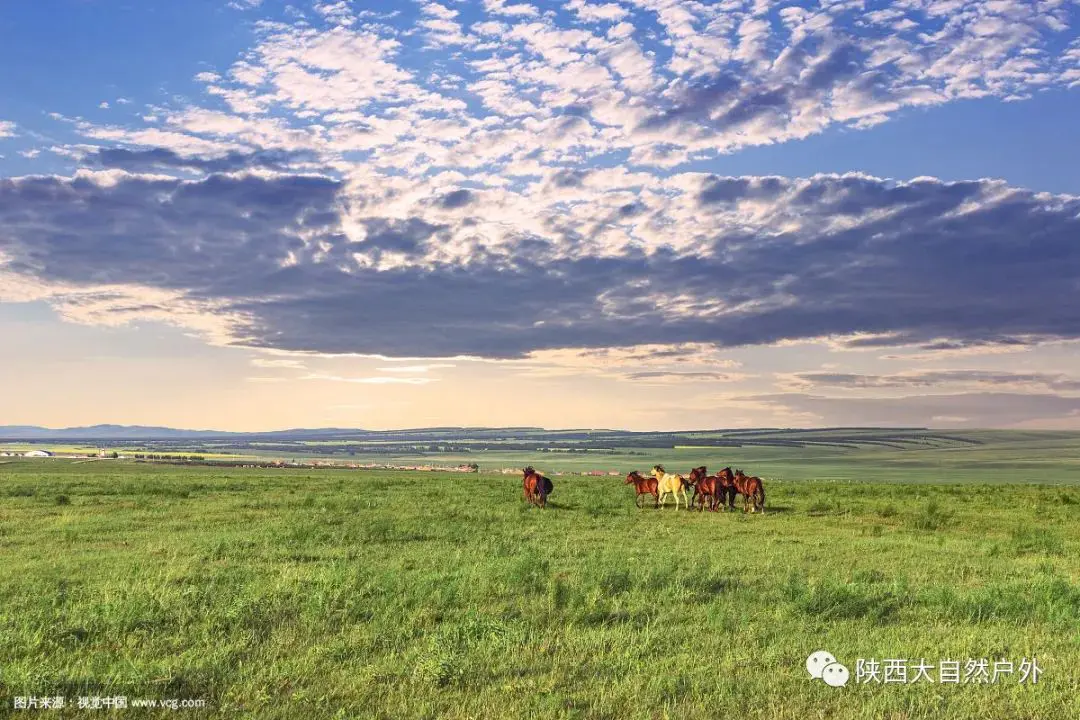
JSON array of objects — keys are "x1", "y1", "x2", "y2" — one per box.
[{"x1": 2, "y1": 0, "x2": 1080, "y2": 431}]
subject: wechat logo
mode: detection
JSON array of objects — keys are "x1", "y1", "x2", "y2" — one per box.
[{"x1": 807, "y1": 650, "x2": 850, "y2": 687}]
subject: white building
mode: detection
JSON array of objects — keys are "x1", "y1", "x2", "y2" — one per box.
[{"x1": 23, "y1": 450, "x2": 54, "y2": 457}]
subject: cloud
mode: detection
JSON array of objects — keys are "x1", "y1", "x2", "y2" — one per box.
[
  {"x1": 622, "y1": 370, "x2": 748, "y2": 384},
  {"x1": 250, "y1": 357, "x2": 307, "y2": 369},
  {"x1": 3, "y1": 171, "x2": 1080, "y2": 360},
  {"x1": 300, "y1": 373, "x2": 437, "y2": 385},
  {"x1": 0, "y1": 121, "x2": 15, "y2": 138},
  {"x1": 567, "y1": 0, "x2": 629, "y2": 23},
  {"x1": 484, "y1": 0, "x2": 540, "y2": 18},
  {"x1": 743, "y1": 392, "x2": 1080, "y2": 428},
  {"x1": 90, "y1": 147, "x2": 318, "y2": 173},
  {"x1": 376, "y1": 364, "x2": 456, "y2": 373},
  {"x1": 48, "y1": 0, "x2": 1080, "y2": 176},
  {"x1": 784, "y1": 370, "x2": 1080, "y2": 392},
  {"x1": 6, "y1": 0, "x2": 1080, "y2": 377}
]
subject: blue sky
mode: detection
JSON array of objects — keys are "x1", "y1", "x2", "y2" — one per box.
[{"x1": 2, "y1": 0, "x2": 1080, "y2": 430}]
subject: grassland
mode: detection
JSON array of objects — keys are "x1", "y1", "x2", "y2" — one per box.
[{"x1": 1, "y1": 439, "x2": 1079, "y2": 719}]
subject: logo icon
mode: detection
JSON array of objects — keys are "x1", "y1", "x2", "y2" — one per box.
[{"x1": 807, "y1": 650, "x2": 850, "y2": 687}]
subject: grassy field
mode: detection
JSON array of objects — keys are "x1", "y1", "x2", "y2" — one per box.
[
  {"x1": 1, "y1": 448, "x2": 1079, "y2": 719},
  {"x1": 267, "y1": 429, "x2": 1080, "y2": 483}
]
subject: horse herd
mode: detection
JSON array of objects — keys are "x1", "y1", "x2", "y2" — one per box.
[{"x1": 521, "y1": 464, "x2": 766, "y2": 514}]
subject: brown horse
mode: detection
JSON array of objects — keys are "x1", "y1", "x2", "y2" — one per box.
[
  {"x1": 716, "y1": 466, "x2": 738, "y2": 511},
  {"x1": 625, "y1": 470, "x2": 659, "y2": 508},
  {"x1": 732, "y1": 469, "x2": 766, "y2": 513},
  {"x1": 687, "y1": 466, "x2": 712, "y2": 511},
  {"x1": 522, "y1": 466, "x2": 554, "y2": 508},
  {"x1": 689, "y1": 466, "x2": 736, "y2": 511}
]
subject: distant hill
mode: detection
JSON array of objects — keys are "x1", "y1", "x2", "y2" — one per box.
[
  {"x1": 0, "y1": 425, "x2": 371, "y2": 440},
  {"x1": 0, "y1": 423, "x2": 933, "y2": 442}
]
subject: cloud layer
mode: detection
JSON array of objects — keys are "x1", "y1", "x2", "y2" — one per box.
[
  {"x1": 2, "y1": 168, "x2": 1079, "y2": 358},
  {"x1": 3, "y1": 0, "x2": 1080, "y2": 366}
]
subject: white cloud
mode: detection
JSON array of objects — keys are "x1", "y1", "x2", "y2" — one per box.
[
  {"x1": 567, "y1": 0, "x2": 629, "y2": 23},
  {"x1": 484, "y1": 0, "x2": 540, "y2": 18},
  {"x1": 376, "y1": 364, "x2": 456, "y2": 373},
  {"x1": 301, "y1": 373, "x2": 438, "y2": 385}
]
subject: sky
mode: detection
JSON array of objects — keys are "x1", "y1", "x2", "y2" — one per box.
[{"x1": 2, "y1": 0, "x2": 1080, "y2": 432}]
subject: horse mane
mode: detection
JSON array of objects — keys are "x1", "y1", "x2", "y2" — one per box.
[
  {"x1": 523, "y1": 466, "x2": 535, "y2": 475},
  {"x1": 652, "y1": 464, "x2": 665, "y2": 473}
]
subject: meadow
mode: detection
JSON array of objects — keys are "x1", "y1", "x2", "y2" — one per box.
[{"x1": 1, "y1": 441, "x2": 1079, "y2": 719}]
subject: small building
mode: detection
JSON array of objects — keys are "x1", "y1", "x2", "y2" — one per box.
[{"x1": 23, "y1": 450, "x2": 54, "y2": 457}]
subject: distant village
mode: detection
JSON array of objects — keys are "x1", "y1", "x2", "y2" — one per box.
[{"x1": 0, "y1": 449, "x2": 121, "y2": 459}]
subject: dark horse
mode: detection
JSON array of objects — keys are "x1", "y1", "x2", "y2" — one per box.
[
  {"x1": 732, "y1": 469, "x2": 766, "y2": 513},
  {"x1": 625, "y1": 470, "x2": 659, "y2": 508},
  {"x1": 522, "y1": 466, "x2": 554, "y2": 508},
  {"x1": 688, "y1": 466, "x2": 736, "y2": 511}
]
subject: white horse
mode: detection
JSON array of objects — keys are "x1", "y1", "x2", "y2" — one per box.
[{"x1": 651, "y1": 464, "x2": 688, "y2": 510}]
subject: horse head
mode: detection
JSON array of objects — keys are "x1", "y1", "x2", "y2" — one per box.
[
  {"x1": 651, "y1": 464, "x2": 665, "y2": 477},
  {"x1": 523, "y1": 466, "x2": 535, "y2": 477},
  {"x1": 625, "y1": 471, "x2": 640, "y2": 484}
]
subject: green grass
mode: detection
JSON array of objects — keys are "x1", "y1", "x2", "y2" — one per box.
[
  {"x1": 236, "y1": 429, "x2": 1080, "y2": 481},
  {"x1": 1, "y1": 458, "x2": 1079, "y2": 719}
]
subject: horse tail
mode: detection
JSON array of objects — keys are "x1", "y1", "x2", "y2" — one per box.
[{"x1": 755, "y1": 480, "x2": 765, "y2": 510}]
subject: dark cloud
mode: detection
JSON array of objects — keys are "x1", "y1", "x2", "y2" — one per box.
[
  {"x1": 699, "y1": 176, "x2": 784, "y2": 206},
  {"x1": 90, "y1": 147, "x2": 317, "y2": 174},
  {"x1": 637, "y1": 42, "x2": 874, "y2": 140},
  {"x1": 2, "y1": 171, "x2": 1080, "y2": 359},
  {"x1": 549, "y1": 168, "x2": 590, "y2": 188},
  {"x1": 639, "y1": 73, "x2": 742, "y2": 131},
  {"x1": 438, "y1": 188, "x2": 475, "y2": 209}
]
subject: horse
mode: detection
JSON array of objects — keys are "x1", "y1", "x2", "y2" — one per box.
[
  {"x1": 625, "y1": 470, "x2": 659, "y2": 508},
  {"x1": 732, "y1": 469, "x2": 766, "y2": 513},
  {"x1": 522, "y1": 466, "x2": 554, "y2": 508},
  {"x1": 715, "y1": 466, "x2": 738, "y2": 511},
  {"x1": 687, "y1": 466, "x2": 712, "y2": 511},
  {"x1": 651, "y1": 464, "x2": 689, "y2": 510},
  {"x1": 689, "y1": 466, "x2": 736, "y2": 511}
]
